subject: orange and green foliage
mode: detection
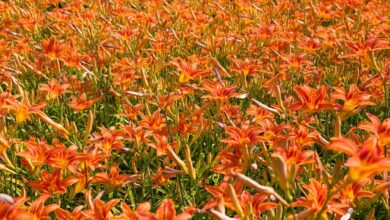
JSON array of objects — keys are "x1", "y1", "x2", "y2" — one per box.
[{"x1": 0, "y1": 0, "x2": 389, "y2": 219}]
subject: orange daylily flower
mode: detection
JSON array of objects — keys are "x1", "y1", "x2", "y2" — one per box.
[
  {"x1": 230, "y1": 59, "x2": 261, "y2": 76},
  {"x1": 335, "y1": 179, "x2": 375, "y2": 206},
  {"x1": 111, "y1": 60, "x2": 140, "y2": 91},
  {"x1": 90, "y1": 127, "x2": 124, "y2": 152},
  {"x1": 170, "y1": 59, "x2": 209, "y2": 83},
  {"x1": 39, "y1": 36, "x2": 65, "y2": 61},
  {"x1": 221, "y1": 124, "x2": 265, "y2": 168},
  {"x1": 239, "y1": 191, "x2": 278, "y2": 218},
  {"x1": 201, "y1": 82, "x2": 243, "y2": 103},
  {"x1": 289, "y1": 179, "x2": 348, "y2": 220},
  {"x1": 203, "y1": 177, "x2": 242, "y2": 212},
  {"x1": 122, "y1": 124, "x2": 152, "y2": 149},
  {"x1": 2, "y1": 98, "x2": 67, "y2": 133},
  {"x1": 70, "y1": 169, "x2": 91, "y2": 196},
  {"x1": 250, "y1": 24, "x2": 277, "y2": 41},
  {"x1": 280, "y1": 54, "x2": 312, "y2": 70},
  {"x1": 258, "y1": 119, "x2": 288, "y2": 146},
  {"x1": 55, "y1": 206, "x2": 84, "y2": 220},
  {"x1": 275, "y1": 141, "x2": 315, "y2": 171},
  {"x1": 340, "y1": 37, "x2": 390, "y2": 69},
  {"x1": 111, "y1": 202, "x2": 155, "y2": 220},
  {"x1": 112, "y1": 28, "x2": 138, "y2": 41},
  {"x1": 29, "y1": 169, "x2": 78, "y2": 195},
  {"x1": 38, "y1": 78, "x2": 69, "y2": 100},
  {"x1": 213, "y1": 151, "x2": 244, "y2": 174},
  {"x1": 148, "y1": 135, "x2": 176, "y2": 157},
  {"x1": 246, "y1": 104, "x2": 274, "y2": 124},
  {"x1": 4, "y1": 98, "x2": 46, "y2": 124},
  {"x1": 119, "y1": 103, "x2": 144, "y2": 121},
  {"x1": 45, "y1": 140, "x2": 85, "y2": 170},
  {"x1": 291, "y1": 85, "x2": 337, "y2": 112},
  {"x1": 332, "y1": 84, "x2": 375, "y2": 113},
  {"x1": 113, "y1": 199, "x2": 195, "y2": 220},
  {"x1": 229, "y1": 58, "x2": 260, "y2": 87},
  {"x1": 81, "y1": 194, "x2": 120, "y2": 220},
  {"x1": 0, "y1": 195, "x2": 31, "y2": 220},
  {"x1": 271, "y1": 141, "x2": 315, "y2": 194},
  {"x1": 153, "y1": 94, "x2": 180, "y2": 111},
  {"x1": 26, "y1": 194, "x2": 60, "y2": 220},
  {"x1": 328, "y1": 136, "x2": 390, "y2": 182},
  {"x1": 67, "y1": 93, "x2": 99, "y2": 112},
  {"x1": 18, "y1": 138, "x2": 52, "y2": 168},
  {"x1": 63, "y1": 51, "x2": 87, "y2": 70},
  {"x1": 139, "y1": 110, "x2": 166, "y2": 134},
  {"x1": 222, "y1": 125, "x2": 264, "y2": 148},
  {"x1": 155, "y1": 199, "x2": 194, "y2": 220},
  {"x1": 229, "y1": 59, "x2": 261, "y2": 78},
  {"x1": 298, "y1": 37, "x2": 322, "y2": 53},
  {"x1": 358, "y1": 113, "x2": 390, "y2": 147},
  {"x1": 151, "y1": 166, "x2": 184, "y2": 188},
  {"x1": 81, "y1": 147, "x2": 107, "y2": 171},
  {"x1": 92, "y1": 163, "x2": 139, "y2": 189},
  {"x1": 286, "y1": 125, "x2": 317, "y2": 147}
]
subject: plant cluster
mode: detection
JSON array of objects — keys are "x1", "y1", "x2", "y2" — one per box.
[{"x1": 0, "y1": 0, "x2": 389, "y2": 219}]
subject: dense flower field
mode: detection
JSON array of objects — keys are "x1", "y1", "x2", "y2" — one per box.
[{"x1": 0, "y1": 0, "x2": 389, "y2": 219}]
